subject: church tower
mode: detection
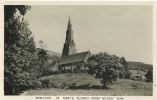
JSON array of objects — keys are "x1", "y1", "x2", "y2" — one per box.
[{"x1": 62, "y1": 17, "x2": 77, "y2": 58}]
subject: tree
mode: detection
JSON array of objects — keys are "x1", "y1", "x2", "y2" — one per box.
[
  {"x1": 37, "y1": 40, "x2": 49, "y2": 76},
  {"x1": 120, "y1": 57, "x2": 129, "y2": 73},
  {"x1": 86, "y1": 52, "x2": 122, "y2": 89},
  {"x1": 4, "y1": 5, "x2": 31, "y2": 22},
  {"x1": 4, "y1": 5, "x2": 36, "y2": 95}
]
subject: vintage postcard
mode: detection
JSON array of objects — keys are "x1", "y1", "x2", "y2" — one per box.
[{"x1": 1, "y1": 1, "x2": 156, "y2": 100}]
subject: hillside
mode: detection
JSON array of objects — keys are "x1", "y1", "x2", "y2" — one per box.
[
  {"x1": 45, "y1": 50, "x2": 61, "y2": 57},
  {"x1": 45, "y1": 50, "x2": 61, "y2": 63},
  {"x1": 44, "y1": 50, "x2": 153, "y2": 71},
  {"x1": 26, "y1": 73, "x2": 152, "y2": 96},
  {"x1": 128, "y1": 61, "x2": 153, "y2": 70}
]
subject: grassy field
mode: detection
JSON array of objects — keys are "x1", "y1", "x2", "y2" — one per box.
[{"x1": 26, "y1": 73, "x2": 152, "y2": 96}]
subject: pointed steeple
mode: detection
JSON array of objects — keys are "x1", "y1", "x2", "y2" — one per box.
[
  {"x1": 62, "y1": 17, "x2": 77, "y2": 58},
  {"x1": 67, "y1": 16, "x2": 72, "y2": 30},
  {"x1": 69, "y1": 16, "x2": 70, "y2": 24}
]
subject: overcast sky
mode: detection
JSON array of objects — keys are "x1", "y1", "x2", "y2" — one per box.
[{"x1": 24, "y1": 5, "x2": 153, "y2": 64}]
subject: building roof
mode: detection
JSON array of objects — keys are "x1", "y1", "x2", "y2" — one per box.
[{"x1": 59, "y1": 51, "x2": 90, "y2": 65}]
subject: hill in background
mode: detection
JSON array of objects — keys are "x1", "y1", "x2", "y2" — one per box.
[
  {"x1": 128, "y1": 61, "x2": 153, "y2": 70},
  {"x1": 45, "y1": 50, "x2": 61, "y2": 57},
  {"x1": 45, "y1": 50, "x2": 153, "y2": 70},
  {"x1": 45, "y1": 50, "x2": 61, "y2": 63}
]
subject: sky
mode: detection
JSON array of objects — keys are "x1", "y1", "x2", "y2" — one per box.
[{"x1": 24, "y1": 5, "x2": 153, "y2": 64}]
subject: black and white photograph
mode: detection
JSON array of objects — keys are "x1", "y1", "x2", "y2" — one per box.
[{"x1": 2, "y1": 1, "x2": 156, "y2": 100}]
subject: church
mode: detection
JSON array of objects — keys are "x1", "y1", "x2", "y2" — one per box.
[{"x1": 59, "y1": 17, "x2": 90, "y2": 71}]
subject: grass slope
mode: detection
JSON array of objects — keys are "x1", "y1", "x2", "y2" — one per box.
[{"x1": 26, "y1": 73, "x2": 152, "y2": 96}]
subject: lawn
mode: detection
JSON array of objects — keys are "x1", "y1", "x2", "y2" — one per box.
[{"x1": 25, "y1": 73, "x2": 152, "y2": 96}]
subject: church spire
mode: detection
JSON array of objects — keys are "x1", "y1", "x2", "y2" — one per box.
[
  {"x1": 69, "y1": 16, "x2": 70, "y2": 23},
  {"x1": 62, "y1": 17, "x2": 77, "y2": 58},
  {"x1": 67, "y1": 16, "x2": 72, "y2": 30}
]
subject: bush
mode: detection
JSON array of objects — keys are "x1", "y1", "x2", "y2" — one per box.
[
  {"x1": 42, "y1": 84, "x2": 47, "y2": 89},
  {"x1": 83, "y1": 83, "x2": 91, "y2": 89},
  {"x1": 125, "y1": 72, "x2": 133, "y2": 79},
  {"x1": 59, "y1": 82, "x2": 68, "y2": 89},
  {"x1": 49, "y1": 82, "x2": 55, "y2": 88},
  {"x1": 62, "y1": 82, "x2": 67, "y2": 87},
  {"x1": 41, "y1": 79, "x2": 51, "y2": 88},
  {"x1": 72, "y1": 83, "x2": 76, "y2": 87},
  {"x1": 119, "y1": 71, "x2": 124, "y2": 79},
  {"x1": 69, "y1": 83, "x2": 77, "y2": 89},
  {"x1": 145, "y1": 69, "x2": 153, "y2": 82},
  {"x1": 32, "y1": 80, "x2": 42, "y2": 89}
]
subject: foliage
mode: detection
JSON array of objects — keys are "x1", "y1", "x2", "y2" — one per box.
[
  {"x1": 36, "y1": 47, "x2": 49, "y2": 76},
  {"x1": 145, "y1": 69, "x2": 153, "y2": 82},
  {"x1": 86, "y1": 52, "x2": 126, "y2": 88},
  {"x1": 125, "y1": 71, "x2": 133, "y2": 79},
  {"x1": 4, "y1": 5, "x2": 37, "y2": 94},
  {"x1": 4, "y1": 5, "x2": 49, "y2": 95},
  {"x1": 37, "y1": 40, "x2": 50, "y2": 76},
  {"x1": 4, "y1": 5, "x2": 31, "y2": 22},
  {"x1": 120, "y1": 57, "x2": 129, "y2": 73},
  {"x1": 41, "y1": 79, "x2": 51, "y2": 88},
  {"x1": 31, "y1": 80, "x2": 42, "y2": 89},
  {"x1": 119, "y1": 71, "x2": 125, "y2": 79}
]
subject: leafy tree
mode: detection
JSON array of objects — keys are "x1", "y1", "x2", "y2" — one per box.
[
  {"x1": 120, "y1": 57, "x2": 129, "y2": 73},
  {"x1": 86, "y1": 52, "x2": 124, "y2": 89},
  {"x1": 4, "y1": 5, "x2": 36, "y2": 95},
  {"x1": 4, "y1": 5, "x2": 31, "y2": 22},
  {"x1": 37, "y1": 40, "x2": 49, "y2": 76}
]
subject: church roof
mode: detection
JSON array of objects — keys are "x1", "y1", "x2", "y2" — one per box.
[{"x1": 59, "y1": 51, "x2": 90, "y2": 65}]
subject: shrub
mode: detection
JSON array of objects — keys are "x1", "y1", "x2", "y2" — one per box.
[
  {"x1": 47, "y1": 84, "x2": 51, "y2": 89},
  {"x1": 72, "y1": 83, "x2": 76, "y2": 87},
  {"x1": 41, "y1": 79, "x2": 51, "y2": 88},
  {"x1": 69, "y1": 82, "x2": 77, "y2": 89},
  {"x1": 119, "y1": 71, "x2": 124, "y2": 79},
  {"x1": 145, "y1": 69, "x2": 153, "y2": 82},
  {"x1": 84, "y1": 83, "x2": 91, "y2": 89},
  {"x1": 42, "y1": 84, "x2": 47, "y2": 89},
  {"x1": 59, "y1": 82, "x2": 68, "y2": 89},
  {"x1": 50, "y1": 82, "x2": 55, "y2": 88},
  {"x1": 125, "y1": 72, "x2": 133, "y2": 79},
  {"x1": 32, "y1": 80, "x2": 42, "y2": 89},
  {"x1": 62, "y1": 82, "x2": 67, "y2": 87},
  {"x1": 19, "y1": 83, "x2": 29, "y2": 91}
]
